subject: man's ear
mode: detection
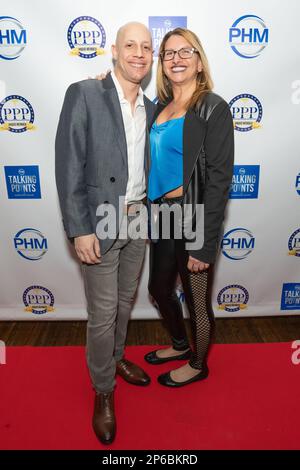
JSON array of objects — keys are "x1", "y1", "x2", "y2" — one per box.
[{"x1": 111, "y1": 44, "x2": 118, "y2": 61}]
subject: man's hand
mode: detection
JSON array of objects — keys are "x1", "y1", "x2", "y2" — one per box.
[
  {"x1": 95, "y1": 70, "x2": 110, "y2": 80},
  {"x1": 74, "y1": 234, "x2": 101, "y2": 264},
  {"x1": 88, "y1": 69, "x2": 111, "y2": 81},
  {"x1": 187, "y1": 256, "x2": 209, "y2": 273}
]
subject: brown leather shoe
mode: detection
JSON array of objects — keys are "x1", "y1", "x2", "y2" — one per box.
[
  {"x1": 92, "y1": 391, "x2": 116, "y2": 445},
  {"x1": 116, "y1": 358, "x2": 151, "y2": 386}
]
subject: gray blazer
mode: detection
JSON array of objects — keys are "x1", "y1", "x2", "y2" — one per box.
[{"x1": 55, "y1": 74, "x2": 156, "y2": 254}]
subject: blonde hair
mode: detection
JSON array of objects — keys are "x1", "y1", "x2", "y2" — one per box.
[{"x1": 156, "y1": 28, "x2": 213, "y2": 110}]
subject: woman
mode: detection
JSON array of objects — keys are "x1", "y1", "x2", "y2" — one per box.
[{"x1": 145, "y1": 28, "x2": 234, "y2": 387}]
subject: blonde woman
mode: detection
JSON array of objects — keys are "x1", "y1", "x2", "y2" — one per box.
[{"x1": 145, "y1": 28, "x2": 234, "y2": 387}]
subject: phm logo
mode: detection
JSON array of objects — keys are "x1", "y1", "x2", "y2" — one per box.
[
  {"x1": 221, "y1": 228, "x2": 255, "y2": 260},
  {"x1": 296, "y1": 173, "x2": 300, "y2": 196},
  {"x1": 288, "y1": 228, "x2": 300, "y2": 258},
  {"x1": 217, "y1": 284, "x2": 249, "y2": 313},
  {"x1": 23, "y1": 285, "x2": 55, "y2": 315},
  {"x1": 67, "y1": 16, "x2": 106, "y2": 58},
  {"x1": 14, "y1": 228, "x2": 48, "y2": 261},
  {"x1": 0, "y1": 16, "x2": 27, "y2": 60},
  {"x1": 229, "y1": 94, "x2": 262, "y2": 132},
  {"x1": 0, "y1": 95, "x2": 35, "y2": 133},
  {"x1": 229, "y1": 14, "x2": 269, "y2": 59}
]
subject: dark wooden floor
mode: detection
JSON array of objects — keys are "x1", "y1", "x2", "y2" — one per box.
[{"x1": 1, "y1": 316, "x2": 300, "y2": 346}]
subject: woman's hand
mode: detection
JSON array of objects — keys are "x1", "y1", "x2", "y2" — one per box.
[{"x1": 187, "y1": 256, "x2": 209, "y2": 273}]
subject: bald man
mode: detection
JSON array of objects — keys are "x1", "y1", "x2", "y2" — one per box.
[{"x1": 55, "y1": 22, "x2": 156, "y2": 445}]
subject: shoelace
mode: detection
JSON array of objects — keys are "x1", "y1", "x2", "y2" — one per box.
[{"x1": 118, "y1": 359, "x2": 131, "y2": 368}]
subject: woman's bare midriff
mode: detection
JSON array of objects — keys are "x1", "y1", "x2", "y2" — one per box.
[{"x1": 164, "y1": 186, "x2": 183, "y2": 198}]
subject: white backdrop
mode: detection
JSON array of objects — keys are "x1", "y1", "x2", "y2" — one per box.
[{"x1": 0, "y1": 0, "x2": 299, "y2": 320}]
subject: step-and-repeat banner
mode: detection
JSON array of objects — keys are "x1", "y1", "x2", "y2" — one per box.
[{"x1": 1, "y1": 0, "x2": 299, "y2": 320}]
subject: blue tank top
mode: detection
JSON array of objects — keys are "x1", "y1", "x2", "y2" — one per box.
[{"x1": 148, "y1": 116, "x2": 184, "y2": 202}]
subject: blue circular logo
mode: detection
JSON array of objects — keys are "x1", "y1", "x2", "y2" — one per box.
[
  {"x1": 0, "y1": 95, "x2": 35, "y2": 133},
  {"x1": 229, "y1": 94, "x2": 263, "y2": 132},
  {"x1": 14, "y1": 228, "x2": 48, "y2": 261},
  {"x1": 23, "y1": 286, "x2": 55, "y2": 315},
  {"x1": 296, "y1": 173, "x2": 300, "y2": 196},
  {"x1": 0, "y1": 16, "x2": 27, "y2": 60},
  {"x1": 217, "y1": 284, "x2": 249, "y2": 313},
  {"x1": 288, "y1": 228, "x2": 300, "y2": 258},
  {"x1": 229, "y1": 14, "x2": 269, "y2": 59},
  {"x1": 222, "y1": 228, "x2": 255, "y2": 260},
  {"x1": 67, "y1": 16, "x2": 106, "y2": 59}
]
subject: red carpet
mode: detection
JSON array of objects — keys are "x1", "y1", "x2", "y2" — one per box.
[{"x1": 0, "y1": 343, "x2": 299, "y2": 450}]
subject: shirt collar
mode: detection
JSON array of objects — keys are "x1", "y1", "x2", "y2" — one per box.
[{"x1": 111, "y1": 71, "x2": 144, "y2": 108}]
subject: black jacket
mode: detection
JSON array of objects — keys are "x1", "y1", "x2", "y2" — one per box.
[{"x1": 151, "y1": 92, "x2": 234, "y2": 264}]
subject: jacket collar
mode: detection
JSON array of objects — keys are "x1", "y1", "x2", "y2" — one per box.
[
  {"x1": 102, "y1": 73, "x2": 127, "y2": 164},
  {"x1": 110, "y1": 71, "x2": 145, "y2": 108},
  {"x1": 100, "y1": 73, "x2": 154, "y2": 167}
]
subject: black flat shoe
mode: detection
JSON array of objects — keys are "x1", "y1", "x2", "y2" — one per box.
[
  {"x1": 144, "y1": 348, "x2": 192, "y2": 365},
  {"x1": 157, "y1": 365, "x2": 209, "y2": 387}
]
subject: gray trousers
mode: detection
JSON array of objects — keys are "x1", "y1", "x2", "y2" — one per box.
[{"x1": 82, "y1": 215, "x2": 146, "y2": 393}]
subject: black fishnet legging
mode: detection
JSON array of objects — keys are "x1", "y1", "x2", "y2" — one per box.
[{"x1": 148, "y1": 236, "x2": 215, "y2": 370}]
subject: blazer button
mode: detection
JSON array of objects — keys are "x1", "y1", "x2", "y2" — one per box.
[{"x1": 110, "y1": 177, "x2": 115, "y2": 182}]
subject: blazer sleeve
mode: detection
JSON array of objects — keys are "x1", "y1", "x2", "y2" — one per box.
[
  {"x1": 189, "y1": 101, "x2": 234, "y2": 264},
  {"x1": 55, "y1": 83, "x2": 94, "y2": 239}
]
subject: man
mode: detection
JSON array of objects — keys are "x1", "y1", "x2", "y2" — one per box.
[{"x1": 55, "y1": 22, "x2": 155, "y2": 445}]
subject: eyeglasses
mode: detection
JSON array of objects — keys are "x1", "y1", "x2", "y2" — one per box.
[{"x1": 160, "y1": 47, "x2": 199, "y2": 61}]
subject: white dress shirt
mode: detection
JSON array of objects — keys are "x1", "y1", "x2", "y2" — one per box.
[{"x1": 111, "y1": 71, "x2": 146, "y2": 204}]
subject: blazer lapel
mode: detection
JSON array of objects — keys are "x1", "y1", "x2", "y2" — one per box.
[
  {"x1": 144, "y1": 96, "x2": 155, "y2": 129},
  {"x1": 102, "y1": 75, "x2": 128, "y2": 165},
  {"x1": 143, "y1": 97, "x2": 156, "y2": 182},
  {"x1": 183, "y1": 109, "x2": 207, "y2": 191},
  {"x1": 151, "y1": 101, "x2": 166, "y2": 127}
]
